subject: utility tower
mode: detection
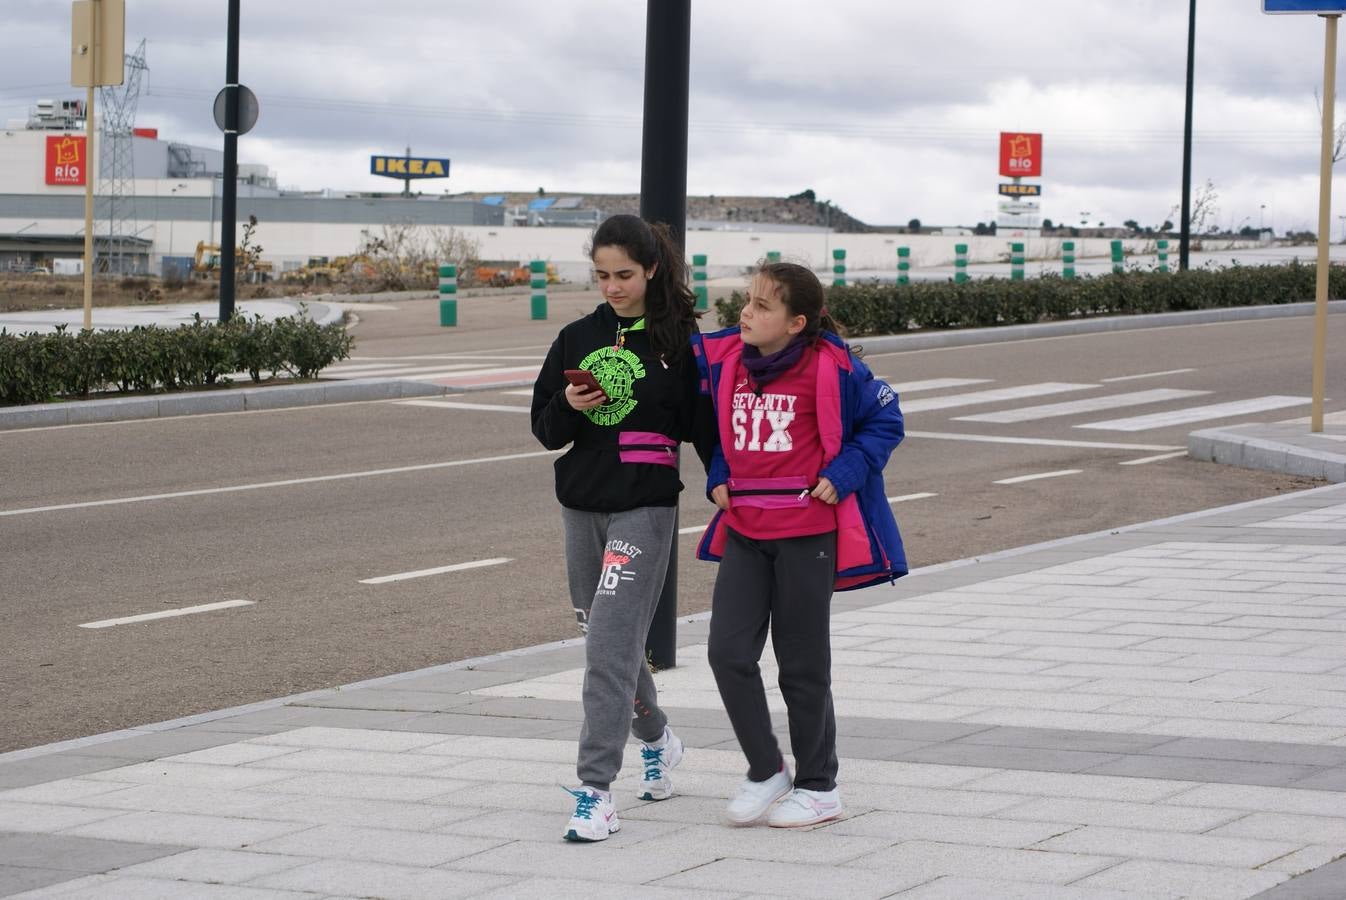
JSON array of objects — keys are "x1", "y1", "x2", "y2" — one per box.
[{"x1": 96, "y1": 38, "x2": 147, "y2": 274}]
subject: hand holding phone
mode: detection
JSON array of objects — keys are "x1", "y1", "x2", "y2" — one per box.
[{"x1": 563, "y1": 369, "x2": 608, "y2": 408}]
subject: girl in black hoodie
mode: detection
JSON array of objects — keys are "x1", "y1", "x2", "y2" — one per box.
[{"x1": 531, "y1": 214, "x2": 712, "y2": 842}]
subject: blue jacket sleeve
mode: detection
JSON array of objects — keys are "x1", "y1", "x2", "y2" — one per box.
[{"x1": 819, "y1": 359, "x2": 904, "y2": 500}]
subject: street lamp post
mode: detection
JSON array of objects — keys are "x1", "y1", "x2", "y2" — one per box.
[{"x1": 167, "y1": 182, "x2": 186, "y2": 261}]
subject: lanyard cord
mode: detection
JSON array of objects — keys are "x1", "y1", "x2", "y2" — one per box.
[{"x1": 615, "y1": 317, "x2": 646, "y2": 349}]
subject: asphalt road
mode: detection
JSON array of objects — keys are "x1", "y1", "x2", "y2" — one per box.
[{"x1": 1, "y1": 302, "x2": 1334, "y2": 752}]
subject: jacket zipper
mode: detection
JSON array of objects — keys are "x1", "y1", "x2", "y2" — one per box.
[{"x1": 621, "y1": 443, "x2": 676, "y2": 454}]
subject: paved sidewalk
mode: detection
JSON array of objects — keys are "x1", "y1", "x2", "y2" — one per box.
[{"x1": 4, "y1": 482, "x2": 1346, "y2": 898}]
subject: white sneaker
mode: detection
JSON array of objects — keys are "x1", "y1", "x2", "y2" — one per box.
[
  {"x1": 725, "y1": 763, "x2": 793, "y2": 825},
  {"x1": 767, "y1": 787, "x2": 843, "y2": 827},
  {"x1": 637, "y1": 727, "x2": 684, "y2": 801},
  {"x1": 561, "y1": 786, "x2": 620, "y2": 842}
]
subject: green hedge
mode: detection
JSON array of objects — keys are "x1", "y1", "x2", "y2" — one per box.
[
  {"x1": 715, "y1": 261, "x2": 1346, "y2": 335},
  {"x1": 0, "y1": 312, "x2": 354, "y2": 405}
]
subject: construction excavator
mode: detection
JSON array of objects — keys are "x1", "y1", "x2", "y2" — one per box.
[{"x1": 193, "y1": 241, "x2": 273, "y2": 282}]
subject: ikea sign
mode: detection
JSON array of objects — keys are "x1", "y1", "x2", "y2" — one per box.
[{"x1": 370, "y1": 155, "x2": 451, "y2": 179}]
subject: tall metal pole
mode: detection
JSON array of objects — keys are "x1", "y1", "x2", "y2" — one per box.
[
  {"x1": 218, "y1": 0, "x2": 240, "y2": 323},
  {"x1": 82, "y1": 1, "x2": 99, "y2": 328},
  {"x1": 639, "y1": 0, "x2": 690, "y2": 670},
  {"x1": 1311, "y1": 14, "x2": 1339, "y2": 434},
  {"x1": 1179, "y1": 0, "x2": 1196, "y2": 271}
]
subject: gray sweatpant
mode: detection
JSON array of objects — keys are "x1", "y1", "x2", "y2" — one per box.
[{"x1": 562, "y1": 505, "x2": 675, "y2": 791}]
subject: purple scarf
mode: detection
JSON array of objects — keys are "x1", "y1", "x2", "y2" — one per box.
[{"x1": 742, "y1": 334, "x2": 809, "y2": 392}]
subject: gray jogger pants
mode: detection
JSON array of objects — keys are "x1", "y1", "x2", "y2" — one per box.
[{"x1": 562, "y1": 505, "x2": 675, "y2": 791}]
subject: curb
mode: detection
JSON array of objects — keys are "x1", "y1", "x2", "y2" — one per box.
[
  {"x1": 0, "y1": 379, "x2": 451, "y2": 431},
  {"x1": 1189, "y1": 423, "x2": 1346, "y2": 483}
]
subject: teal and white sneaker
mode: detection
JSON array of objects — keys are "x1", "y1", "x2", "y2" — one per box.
[
  {"x1": 636, "y1": 726, "x2": 684, "y2": 801},
  {"x1": 562, "y1": 786, "x2": 619, "y2": 842}
]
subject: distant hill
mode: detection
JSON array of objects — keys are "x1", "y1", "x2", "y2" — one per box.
[{"x1": 450, "y1": 191, "x2": 871, "y2": 232}]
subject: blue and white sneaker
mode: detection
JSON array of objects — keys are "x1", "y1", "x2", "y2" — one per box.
[
  {"x1": 562, "y1": 786, "x2": 619, "y2": 842},
  {"x1": 636, "y1": 726, "x2": 684, "y2": 801}
]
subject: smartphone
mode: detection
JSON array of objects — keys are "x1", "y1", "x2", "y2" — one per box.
[{"x1": 563, "y1": 369, "x2": 607, "y2": 398}]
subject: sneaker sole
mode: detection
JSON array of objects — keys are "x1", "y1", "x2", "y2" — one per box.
[
  {"x1": 562, "y1": 822, "x2": 620, "y2": 842},
  {"x1": 767, "y1": 808, "x2": 843, "y2": 828}
]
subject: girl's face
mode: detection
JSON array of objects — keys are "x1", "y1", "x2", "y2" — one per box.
[
  {"x1": 592, "y1": 245, "x2": 653, "y2": 318},
  {"x1": 739, "y1": 274, "x2": 805, "y2": 355}
]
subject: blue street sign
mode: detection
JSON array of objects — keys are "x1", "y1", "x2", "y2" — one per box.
[{"x1": 1264, "y1": 1, "x2": 1346, "y2": 13}]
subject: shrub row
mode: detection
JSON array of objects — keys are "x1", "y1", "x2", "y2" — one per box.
[
  {"x1": 0, "y1": 311, "x2": 354, "y2": 405},
  {"x1": 715, "y1": 262, "x2": 1346, "y2": 335}
]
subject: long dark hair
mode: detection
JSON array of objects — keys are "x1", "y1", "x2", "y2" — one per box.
[
  {"x1": 589, "y1": 214, "x2": 700, "y2": 362},
  {"x1": 755, "y1": 261, "x2": 848, "y2": 343}
]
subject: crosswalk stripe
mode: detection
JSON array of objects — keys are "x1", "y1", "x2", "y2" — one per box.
[
  {"x1": 404, "y1": 365, "x2": 542, "y2": 384},
  {"x1": 889, "y1": 378, "x2": 992, "y2": 394},
  {"x1": 399, "y1": 400, "x2": 530, "y2": 413},
  {"x1": 326, "y1": 363, "x2": 483, "y2": 379},
  {"x1": 901, "y1": 383, "x2": 1096, "y2": 413},
  {"x1": 954, "y1": 389, "x2": 1210, "y2": 424},
  {"x1": 1077, "y1": 396, "x2": 1313, "y2": 432},
  {"x1": 1101, "y1": 368, "x2": 1196, "y2": 383}
]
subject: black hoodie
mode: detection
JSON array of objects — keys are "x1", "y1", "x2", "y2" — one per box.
[{"x1": 531, "y1": 302, "x2": 715, "y2": 512}]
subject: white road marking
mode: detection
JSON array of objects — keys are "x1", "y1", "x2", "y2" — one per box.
[
  {"x1": 902, "y1": 383, "x2": 1096, "y2": 413},
  {"x1": 1101, "y1": 368, "x2": 1196, "y2": 383},
  {"x1": 1078, "y1": 396, "x2": 1313, "y2": 432},
  {"x1": 994, "y1": 469, "x2": 1083, "y2": 485},
  {"x1": 889, "y1": 378, "x2": 992, "y2": 394},
  {"x1": 360, "y1": 558, "x2": 512, "y2": 585},
  {"x1": 79, "y1": 599, "x2": 255, "y2": 629},
  {"x1": 954, "y1": 389, "x2": 1210, "y2": 424},
  {"x1": 398, "y1": 400, "x2": 530, "y2": 413},
  {"x1": 1120, "y1": 450, "x2": 1188, "y2": 466},
  {"x1": 326, "y1": 363, "x2": 483, "y2": 379},
  {"x1": 679, "y1": 524, "x2": 706, "y2": 535},
  {"x1": 319, "y1": 361, "x2": 422, "y2": 374},
  {"x1": 906, "y1": 430, "x2": 1183, "y2": 452},
  {"x1": 399, "y1": 364, "x2": 542, "y2": 382},
  {"x1": 0, "y1": 449, "x2": 562, "y2": 519},
  {"x1": 503, "y1": 389, "x2": 536, "y2": 397}
]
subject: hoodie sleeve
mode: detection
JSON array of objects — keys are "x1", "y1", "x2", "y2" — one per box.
[
  {"x1": 676, "y1": 346, "x2": 721, "y2": 474},
  {"x1": 531, "y1": 333, "x2": 583, "y2": 450},
  {"x1": 819, "y1": 358, "x2": 904, "y2": 500}
]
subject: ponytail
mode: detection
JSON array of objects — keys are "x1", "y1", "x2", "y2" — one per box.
[{"x1": 589, "y1": 214, "x2": 700, "y2": 362}]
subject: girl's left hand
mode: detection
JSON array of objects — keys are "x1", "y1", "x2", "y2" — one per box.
[{"x1": 811, "y1": 477, "x2": 839, "y2": 505}]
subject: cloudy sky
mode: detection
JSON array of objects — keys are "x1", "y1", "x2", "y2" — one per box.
[{"x1": 3, "y1": 1, "x2": 1346, "y2": 234}]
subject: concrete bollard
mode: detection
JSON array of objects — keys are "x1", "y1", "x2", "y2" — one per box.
[
  {"x1": 692, "y1": 253, "x2": 708, "y2": 311},
  {"x1": 439, "y1": 264, "x2": 457, "y2": 327},
  {"x1": 1010, "y1": 242, "x2": 1025, "y2": 281},
  {"x1": 1111, "y1": 240, "x2": 1124, "y2": 275},
  {"x1": 954, "y1": 243, "x2": 969, "y2": 283},
  {"x1": 530, "y1": 260, "x2": 547, "y2": 320},
  {"x1": 832, "y1": 248, "x2": 846, "y2": 287},
  {"x1": 1157, "y1": 239, "x2": 1170, "y2": 273},
  {"x1": 1062, "y1": 241, "x2": 1076, "y2": 280}
]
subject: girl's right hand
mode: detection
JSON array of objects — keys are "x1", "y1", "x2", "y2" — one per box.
[
  {"x1": 564, "y1": 383, "x2": 607, "y2": 411},
  {"x1": 710, "y1": 484, "x2": 730, "y2": 510}
]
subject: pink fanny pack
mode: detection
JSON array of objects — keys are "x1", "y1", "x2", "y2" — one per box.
[
  {"x1": 618, "y1": 431, "x2": 678, "y2": 468},
  {"x1": 728, "y1": 475, "x2": 813, "y2": 509}
]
